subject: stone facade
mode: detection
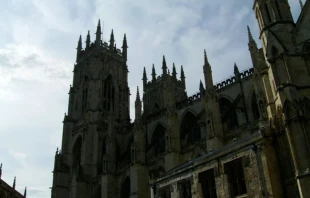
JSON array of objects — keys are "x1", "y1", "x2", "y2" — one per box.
[{"x1": 52, "y1": 1, "x2": 310, "y2": 198}]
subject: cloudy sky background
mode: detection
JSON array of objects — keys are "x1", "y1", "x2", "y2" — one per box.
[{"x1": 0, "y1": 0, "x2": 303, "y2": 197}]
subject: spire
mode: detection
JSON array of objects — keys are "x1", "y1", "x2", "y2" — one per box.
[
  {"x1": 122, "y1": 34, "x2": 128, "y2": 61},
  {"x1": 234, "y1": 63, "x2": 241, "y2": 81},
  {"x1": 109, "y1": 29, "x2": 115, "y2": 50},
  {"x1": 180, "y1": 65, "x2": 185, "y2": 79},
  {"x1": 143, "y1": 67, "x2": 147, "y2": 91},
  {"x1": 247, "y1": 25, "x2": 254, "y2": 42},
  {"x1": 0, "y1": 163, "x2": 2, "y2": 179},
  {"x1": 24, "y1": 187, "x2": 27, "y2": 198},
  {"x1": 200, "y1": 80, "x2": 205, "y2": 96},
  {"x1": 76, "y1": 35, "x2": 82, "y2": 62},
  {"x1": 77, "y1": 35, "x2": 82, "y2": 51},
  {"x1": 122, "y1": 33, "x2": 126, "y2": 47},
  {"x1": 13, "y1": 176, "x2": 16, "y2": 190},
  {"x1": 162, "y1": 55, "x2": 167, "y2": 75},
  {"x1": 200, "y1": 80, "x2": 204, "y2": 90},
  {"x1": 152, "y1": 64, "x2": 156, "y2": 82},
  {"x1": 135, "y1": 86, "x2": 142, "y2": 120},
  {"x1": 136, "y1": 86, "x2": 141, "y2": 102},
  {"x1": 86, "y1": 30, "x2": 91, "y2": 49},
  {"x1": 172, "y1": 63, "x2": 177, "y2": 79},
  {"x1": 180, "y1": 65, "x2": 186, "y2": 90},
  {"x1": 204, "y1": 49, "x2": 209, "y2": 66},
  {"x1": 95, "y1": 19, "x2": 102, "y2": 45},
  {"x1": 299, "y1": 0, "x2": 304, "y2": 10}
]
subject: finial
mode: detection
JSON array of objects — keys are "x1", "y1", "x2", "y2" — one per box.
[
  {"x1": 24, "y1": 187, "x2": 27, "y2": 197},
  {"x1": 77, "y1": 35, "x2": 82, "y2": 50},
  {"x1": 86, "y1": 30, "x2": 91, "y2": 49},
  {"x1": 247, "y1": 25, "x2": 255, "y2": 42},
  {"x1": 110, "y1": 29, "x2": 114, "y2": 41},
  {"x1": 152, "y1": 64, "x2": 156, "y2": 82},
  {"x1": 204, "y1": 49, "x2": 209, "y2": 66},
  {"x1": 122, "y1": 33, "x2": 128, "y2": 48},
  {"x1": 180, "y1": 65, "x2": 185, "y2": 78},
  {"x1": 136, "y1": 86, "x2": 141, "y2": 102},
  {"x1": 0, "y1": 163, "x2": 2, "y2": 179},
  {"x1": 199, "y1": 80, "x2": 205, "y2": 91},
  {"x1": 299, "y1": 0, "x2": 304, "y2": 10},
  {"x1": 143, "y1": 67, "x2": 147, "y2": 80},
  {"x1": 56, "y1": 147, "x2": 59, "y2": 155},
  {"x1": 172, "y1": 63, "x2": 177, "y2": 78},
  {"x1": 96, "y1": 19, "x2": 102, "y2": 45},
  {"x1": 13, "y1": 176, "x2": 16, "y2": 190},
  {"x1": 162, "y1": 55, "x2": 167, "y2": 75}
]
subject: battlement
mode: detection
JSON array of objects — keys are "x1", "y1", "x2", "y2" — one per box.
[
  {"x1": 215, "y1": 68, "x2": 254, "y2": 90},
  {"x1": 176, "y1": 92, "x2": 201, "y2": 109}
]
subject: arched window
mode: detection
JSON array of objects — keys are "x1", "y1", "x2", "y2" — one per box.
[
  {"x1": 72, "y1": 137, "x2": 82, "y2": 174},
  {"x1": 82, "y1": 76, "x2": 89, "y2": 113},
  {"x1": 219, "y1": 98, "x2": 238, "y2": 131},
  {"x1": 180, "y1": 111, "x2": 201, "y2": 149},
  {"x1": 251, "y1": 93, "x2": 260, "y2": 120},
  {"x1": 103, "y1": 75, "x2": 115, "y2": 112},
  {"x1": 151, "y1": 124, "x2": 166, "y2": 157},
  {"x1": 121, "y1": 177, "x2": 130, "y2": 198}
]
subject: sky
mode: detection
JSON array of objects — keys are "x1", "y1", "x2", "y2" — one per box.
[{"x1": 0, "y1": 0, "x2": 304, "y2": 197}]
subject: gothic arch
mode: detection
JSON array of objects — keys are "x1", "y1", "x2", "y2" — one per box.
[
  {"x1": 283, "y1": 100, "x2": 296, "y2": 120},
  {"x1": 219, "y1": 97, "x2": 239, "y2": 131},
  {"x1": 150, "y1": 123, "x2": 167, "y2": 157},
  {"x1": 102, "y1": 75, "x2": 118, "y2": 112},
  {"x1": 120, "y1": 177, "x2": 130, "y2": 198},
  {"x1": 179, "y1": 109, "x2": 198, "y2": 125},
  {"x1": 302, "y1": 42, "x2": 310, "y2": 54},
  {"x1": 180, "y1": 111, "x2": 201, "y2": 149}
]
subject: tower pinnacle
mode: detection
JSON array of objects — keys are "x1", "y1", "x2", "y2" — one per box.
[
  {"x1": 76, "y1": 35, "x2": 82, "y2": 62},
  {"x1": 95, "y1": 19, "x2": 102, "y2": 46},
  {"x1": 204, "y1": 49, "x2": 209, "y2": 66},
  {"x1": 86, "y1": 30, "x2": 91, "y2": 49},
  {"x1": 136, "y1": 86, "x2": 141, "y2": 102},
  {"x1": 152, "y1": 64, "x2": 156, "y2": 82},
  {"x1": 172, "y1": 63, "x2": 177, "y2": 79},
  {"x1": 162, "y1": 55, "x2": 167, "y2": 75},
  {"x1": 24, "y1": 187, "x2": 27, "y2": 197},
  {"x1": 122, "y1": 34, "x2": 128, "y2": 61},
  {"x1": 109, "y1": 29, "x2": 115, "y2": 50}
]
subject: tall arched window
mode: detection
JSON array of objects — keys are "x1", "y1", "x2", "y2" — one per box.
[
  {"x1": 219, "y1": 98, "x2": 239, "y2": 131},
  {"x1": 180, "y1": 111, "x2": 201, "y2": 149},
  {"x1": 72, "y1": 137, "x2": 82, "y2": 175},
  {"x1": 151, "y1": 124, "x2": 166, "y2": 157},
  {"x1": 103, "y1": 75, "x2": 115, "y2": 112}
]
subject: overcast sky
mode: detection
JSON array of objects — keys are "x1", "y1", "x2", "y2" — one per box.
[{"x1": 0, "y1": 0, "x2": 303, "y2": 197}]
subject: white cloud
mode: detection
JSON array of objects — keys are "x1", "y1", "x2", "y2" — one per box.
[{"x1": 0, "y1": 0, "x2": 303, "y2": 197}]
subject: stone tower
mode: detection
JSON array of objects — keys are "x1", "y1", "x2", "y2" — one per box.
[
  {"x1": 252, "y1": 0, "x2": 310, "y2": 196},
  {"x1": 51, "y1": 20, "x2": 131, "y2": 198}
]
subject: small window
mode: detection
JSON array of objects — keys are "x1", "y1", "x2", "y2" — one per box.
[
  {"x1": 224, "y1": 158, "x2": 247, "y2": 197},
  {"x1": 179, "y1": 180, "x2": 192, "y2": 198}
]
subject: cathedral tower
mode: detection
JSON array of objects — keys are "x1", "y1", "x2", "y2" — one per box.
[
  {"x1": 253, "y1": 0, "x2": 310, "y2": 196},
  {"x1": 52, "y1": 19, "x2": 130, "y2": 198}
]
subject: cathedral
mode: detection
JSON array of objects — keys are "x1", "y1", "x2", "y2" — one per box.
[{"x1": 51, "y1": 0, "x2": 310, "y2": 197}]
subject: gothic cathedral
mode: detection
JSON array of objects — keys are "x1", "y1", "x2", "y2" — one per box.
[{"x1": 52, "y1": 1, "x2": 310, "y2": 197}]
